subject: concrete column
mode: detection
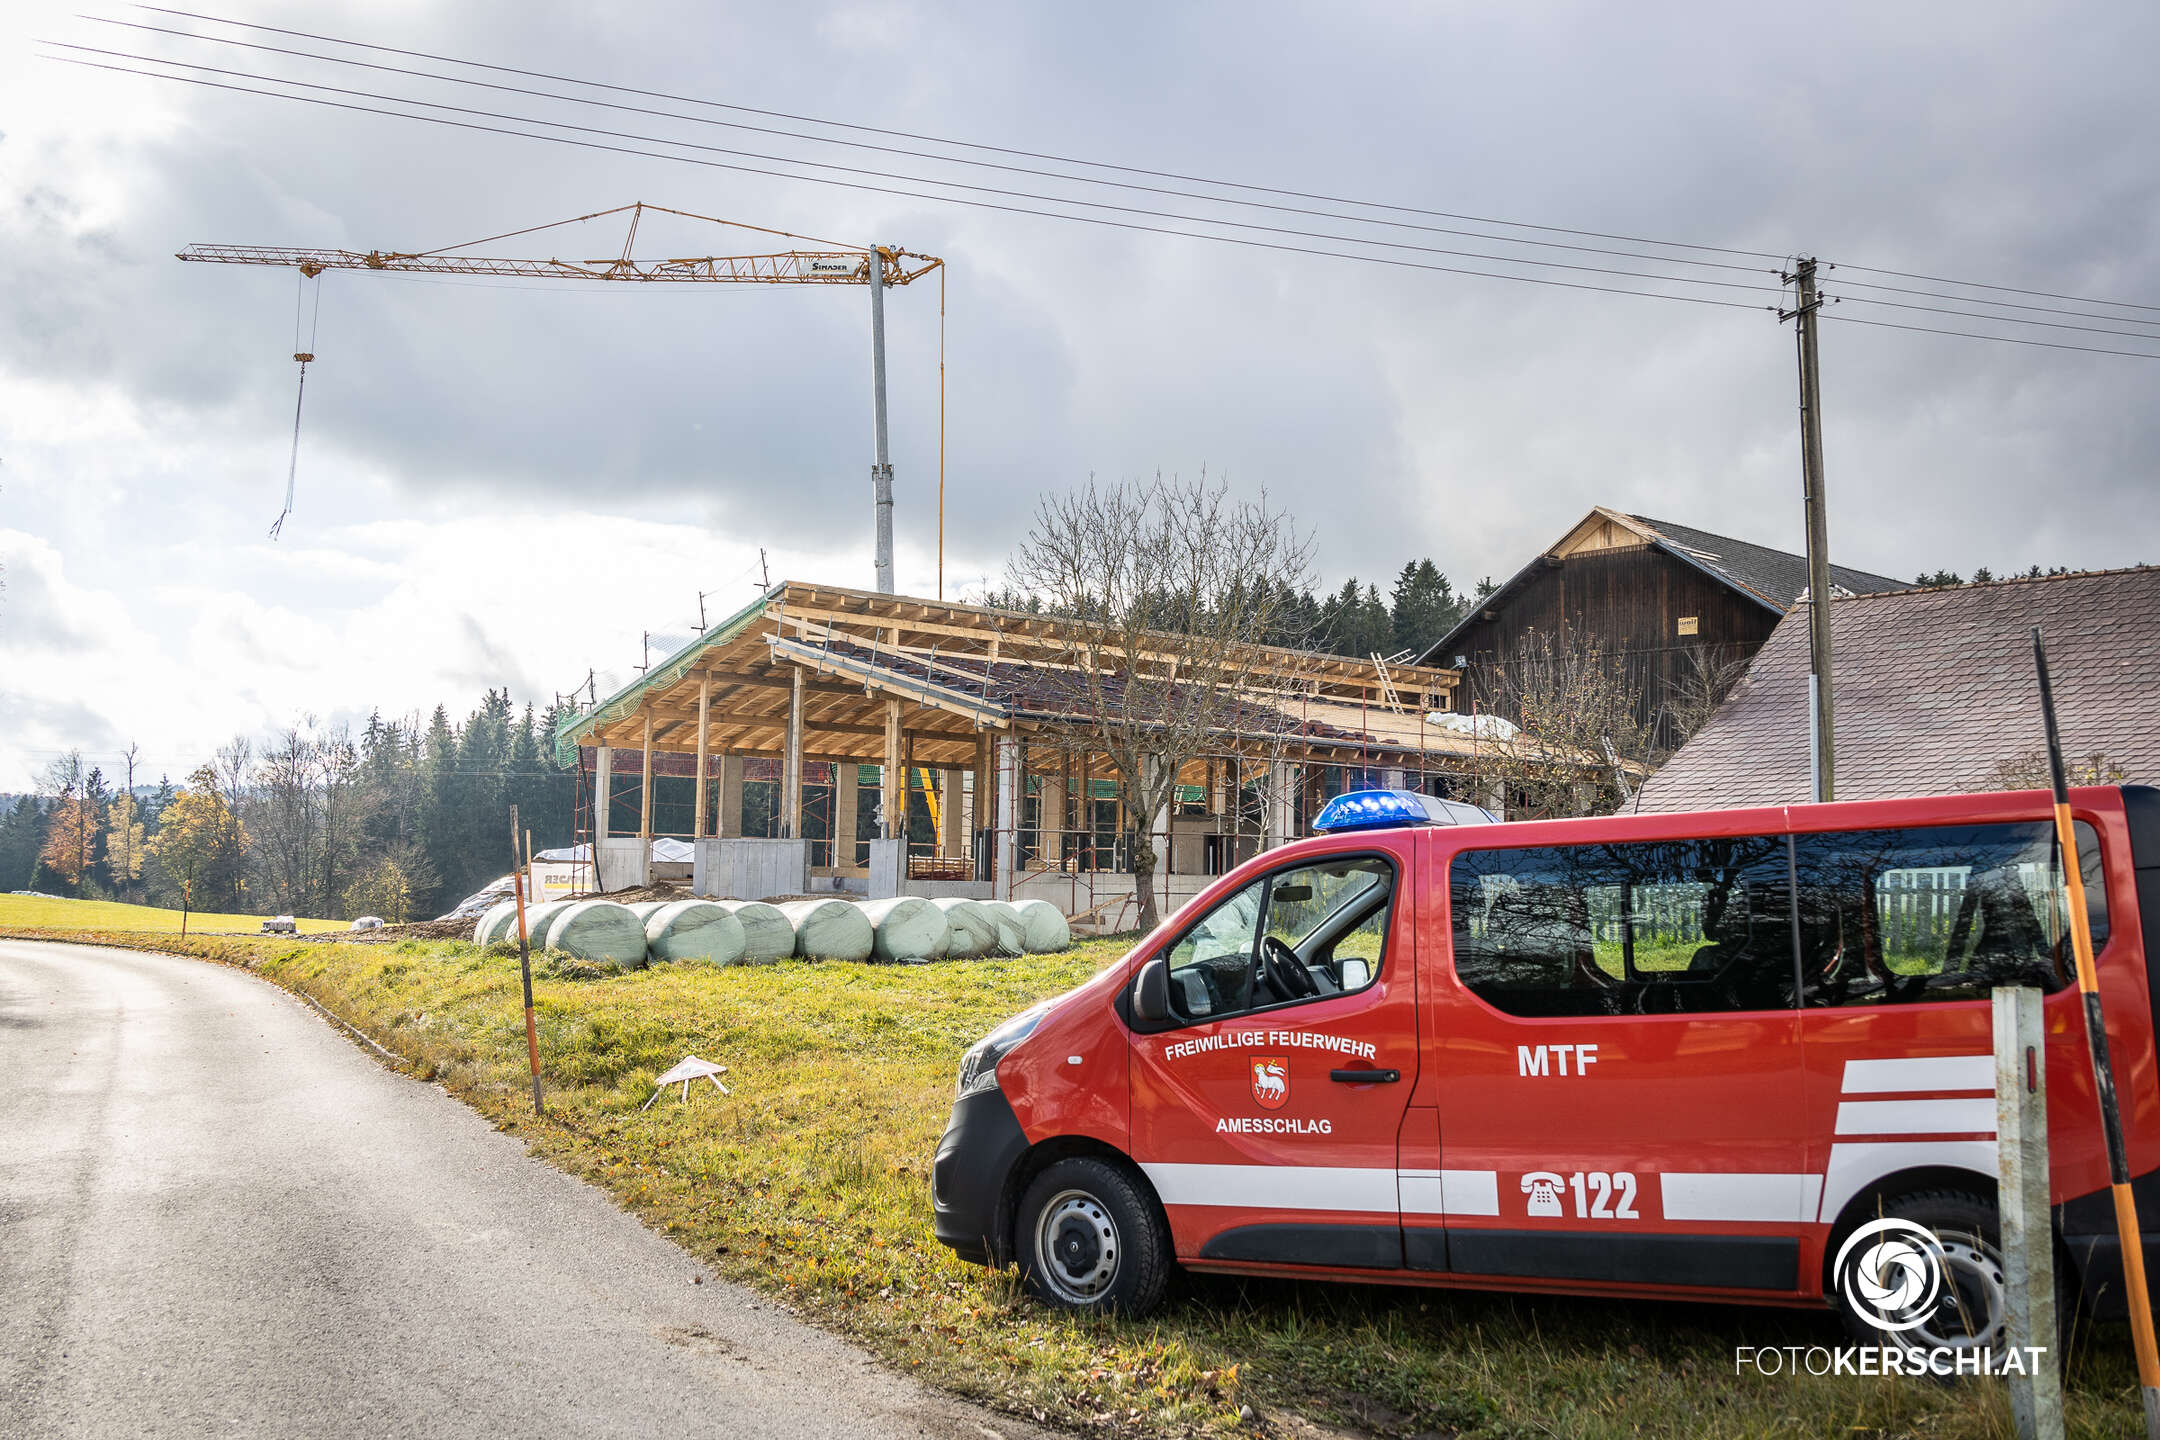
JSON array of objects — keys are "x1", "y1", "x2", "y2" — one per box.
[
  {"x1": 833, "y1": 763, "x2": 860, "y2": 870},
  {"x1": 1040, "y1": 775, "x2": 1065, "y2": 866},
  {"x1": 718, "y1": 754, "x2": 744, "y2": 838},
  {"x1": 693, "y1": 675, "x2": 711, "y2": 841},
  {"x1": 1382, "y1": 766, "x2": 1407, "y2": 793},
  {"x1": 1265, "y1": 760, "x2": 1300, "y2": 849},
  {"x1": 782, "y1": 667, "x2": 805, "y2": 839},
  {"x1": 994, "y1": 734, "x2": 1020, "y2": 899}
]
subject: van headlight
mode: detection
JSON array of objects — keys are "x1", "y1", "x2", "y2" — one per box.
[{"x1": 957, "y1": 1005, "x2": 1046, "y2": 1096}]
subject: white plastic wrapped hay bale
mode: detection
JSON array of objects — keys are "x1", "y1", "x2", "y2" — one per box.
[
  {"x1": 515, "y1": 899, "x2": 577, "y2": 949},
  {"x1": 542, "y1": 899, "x2": 649, "y2": 968},
  {"x1": 625, "y1": 900, "x2": 673, "y2": 922},
  {"x1": 473, "y1": 900, "x2": 520, "y2": 946},
  {"x1": 931, "y1": 897, "x2": 996, "y2": 959},
  {"x1": 1010, "y1": 898, "x2": 1072, "y2": 953},
  {"x1": 777, "y1": 898, "x2": 876, "y2": 962},
  {"x1": 644, "y1": 900, "x2": 746, "y2": 966},
  {"x1": 714, "y1": 900, "x2": 794, "y2": 964},
  {"x1": 858, "y1": 896, "x2": 949, "y2": 963},
  {"x1": 979, "y1": 901, "x2": 1028, "y2": 957}
]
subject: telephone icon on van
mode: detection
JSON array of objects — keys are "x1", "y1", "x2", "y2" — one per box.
[{"x1": 1521, "y1": 1171, "x2": 1565, "y2": 1217}]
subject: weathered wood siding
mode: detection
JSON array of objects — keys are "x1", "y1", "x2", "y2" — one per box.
[{"x1": 1443, "y1": 546, "x2": 1777, "y2": 747}]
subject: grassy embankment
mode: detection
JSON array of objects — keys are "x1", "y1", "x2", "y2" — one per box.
[
  {"x1": 2, "y1": 921, "x2": 2144, "y2": 1439},
  {"x1": 0, "y1": 892, "x2": 345, "y2": 935}
]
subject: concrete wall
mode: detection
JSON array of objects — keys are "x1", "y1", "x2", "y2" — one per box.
[
  {"x1": 596, "y1": 836, "x2": 647, "y2": 891},
  {"x1": 906, "y1": 878, "x2": 994, "y2": 901},
  {"x1": 693, "y1": 838, "x2": 809, "y2": 900},
  {"x1": 866, "y1": 838, "x2": 904, "y2": 900}
]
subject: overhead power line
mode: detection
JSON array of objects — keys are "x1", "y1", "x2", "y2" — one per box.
[
  {"x1": 49, "y1": 43, "x2": 1794, "y2": 301},
  {"x1": 44, "y1": 19, "x2": 2160, "y2": 359},
  {"x1": 46, "y1": 54, "x2": 1777, "y2": 314},
  {"x1": 115, "y1": 6, "x2": 2160, "y2": 325},
  {"x1": 134, "y1": 4, "x2": 1792, "y2": 265}
]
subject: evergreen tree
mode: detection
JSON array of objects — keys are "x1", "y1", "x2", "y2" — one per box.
[
  {"x1": 0, "y1": 796, "x2": 49, "y2": 892},
  {"x1": 1388, "y1": 560, "x2": 1462, "y2": 657},
  {"x1": 418, "y1": 705, "x2": 460, "y2": 911}
]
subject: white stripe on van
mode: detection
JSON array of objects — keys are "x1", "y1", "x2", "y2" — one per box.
[
  {"x1": 1841, "y1": 1055, "x2": 1993, "y2": 1094},
  {"x1": 1835, "y1": 1097, "x2": 1998, "y2": 1136},
  {"x1": 1660, "y1": 1172, "x2": 1825, "y2": 1223},
  {"x1": 1142, "y1": 1163, "x2": 1399, "y2": 1213},
  {"x1": 1140, "y1": 1163, "x2": 1503, "y2": 1217},
  {"x1": 1817, "y1": 1140, "x2": 1999, "y2": 1224},
  {"x1": 1398, "y1": 1169, "x2": 1502, "y2": 1217}
]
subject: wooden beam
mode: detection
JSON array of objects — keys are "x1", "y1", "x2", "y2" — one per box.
[
  {"x1": 882, "y1": 698, "x2": 904, "y2": 840},
  {"x1": 693, "y1": 674, "x2": 710, "y2": 842},
  {"x1": 782, "y1": 667, "x2": 805, "y2": 839},
  {"x1": 639, "y1": 710, "x2": 655, "y2": 848}
]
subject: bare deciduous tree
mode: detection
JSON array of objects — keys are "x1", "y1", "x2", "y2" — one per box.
[
  {"x1": 1459, "y1": 631, "x2": 1654, "y2": 820},
  {"x1": 1008, "y1": 472, "x2": 1316, "y2": 932}
]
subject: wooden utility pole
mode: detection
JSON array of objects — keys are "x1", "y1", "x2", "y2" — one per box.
[{"x1": 1783, "y1": 257, "x2": 1836, "y2": 802}]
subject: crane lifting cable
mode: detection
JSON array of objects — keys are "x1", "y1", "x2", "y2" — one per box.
[{"x1": 272, "y1": 266, "x2": 323, "y2": 540}]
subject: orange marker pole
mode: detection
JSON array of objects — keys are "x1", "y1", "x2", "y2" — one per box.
[
  {"x1": 2034, "y1": 626, "x2": 2159, "y2": 1432},
  {"x1": 510, "y1": 804, "x2": 544, "y2": 1117}
]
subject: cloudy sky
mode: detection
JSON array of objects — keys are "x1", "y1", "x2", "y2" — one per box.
[{"x1": 2, "y1": 0, "x2": 2155, "y2": 791}]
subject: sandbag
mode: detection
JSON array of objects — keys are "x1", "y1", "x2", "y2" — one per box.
[
  {"x1": 775, "y1": 898, "x2": 876, "y2": 962},
  {"x1": 931, "y1": 897, "x2": 996, "y2": 959},
  {"x1": 858, "y1": 896, "x2": 949, "y2": 963},
  {"x1": 1010, "y1": 898, "x2": 1073, "y2": 954},
  {"x1": 543, "y1": 899, "x2": 649, "y2": 968},
  {"x1": 644, "y1": 900, "x2": 746, "y2": 966},
  {"x1": 473, "y1": 899, "x2": 520, "y2": 946},
  {"x1": 979, "y1": 901, "x2": 1027, "y2": 957},
  {"x1": 714, "y1": 900, "x2": 794, "y2": 964},
  {"x1": 517, "y1": 899, "x2": 577, "y2": 949}
]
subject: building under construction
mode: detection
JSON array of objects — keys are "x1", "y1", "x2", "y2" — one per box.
[{"x1": 553, "y1": 581, "x2": 1524, "y2": 930}]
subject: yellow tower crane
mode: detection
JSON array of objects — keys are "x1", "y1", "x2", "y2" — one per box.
[{"x1": 178, "y1": 202, "x2": 947, "y2": 594}]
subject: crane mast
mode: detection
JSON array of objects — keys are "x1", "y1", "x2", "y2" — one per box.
[{"x1": 177, "y1": 203, "x2": 943, "y2": 594}]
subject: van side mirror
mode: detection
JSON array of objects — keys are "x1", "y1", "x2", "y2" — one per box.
[{"x1": 1132, "y1": 957, "x2": 1171, "y2": 1024}]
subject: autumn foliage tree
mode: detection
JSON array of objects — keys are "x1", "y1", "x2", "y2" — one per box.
[
  {"x1": 148, "y1": 766, "x2": 251, "y2": 911},
  {"x1": 102, "y1": 794, "x2": 146, "y2": 898},
  {"x1": 38, "y1": 791, "x2": 99, "y2": 890}
]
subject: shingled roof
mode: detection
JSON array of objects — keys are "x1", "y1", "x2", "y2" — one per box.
[
  {"x1": 1631, "y1": 567, "x2": 2160, "y2": 811},
  {"x1": 1626, "y1": 513, "x2": 1909, "y2": 609},
  {"x1": 1418, "y1": 507, "x2": 1908, "y2": 665}
]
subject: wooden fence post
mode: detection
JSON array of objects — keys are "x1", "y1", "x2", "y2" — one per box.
[{"x1": 1997, "y1": 984, "x2": 2062, "y2": 1440}]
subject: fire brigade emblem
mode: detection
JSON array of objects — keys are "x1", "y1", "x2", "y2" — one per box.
[{"x1": 1251, "y1": 1057, "x2": 1290, "y2": 1110}]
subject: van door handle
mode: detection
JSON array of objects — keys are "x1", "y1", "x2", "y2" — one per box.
[{"x1": 1330, "y1": 1068, "x2": 1400, "y2": 1084}]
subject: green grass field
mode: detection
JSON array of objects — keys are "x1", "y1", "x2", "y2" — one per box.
[
  {"x1": 0, "y1": 924, "x2": 2141, "y2": 1438},
  {"x1": 0, "y1": 893, "x2": 347, "y2": 935}
]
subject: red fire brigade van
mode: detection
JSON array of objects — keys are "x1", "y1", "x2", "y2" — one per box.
[{"x1": 932, "y1": 785, "x2": 2160, "y2": 1347}]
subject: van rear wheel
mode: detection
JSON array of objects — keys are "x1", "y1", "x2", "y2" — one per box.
[
  {"x1": 1015, "y1": 1157, "x2": 1168, "y2": 1317},
  {"x1": 1833, "y1": 1189, "x2": 2008, "y2": 1364}
]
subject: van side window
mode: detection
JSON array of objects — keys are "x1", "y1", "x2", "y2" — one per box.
[
  {"x1": 1794, "y1": 821, "x2": 2104, "y2": 1007},
  {"x1": 1450, "y1": 837, "x2": 1797, "y2": 1017},
  {"x1": 1162, "y1": 857, "x2": 1395, "y2": 1024}
]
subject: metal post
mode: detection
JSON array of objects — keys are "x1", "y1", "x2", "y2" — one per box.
[
  {"x1": 1786, "y1": 256, "x2": 1836, "y2": 802},
  {"x1": 2035, "y1": 626, "x2": 2160, "y2": 1433},
  {"x1": 510, "y1": 804, "x2": 543, "y2": 1118},
  {"x1": 1996, "y1": 985, "x2": 2063, "y2": 1440},
  {"x1": 868, "y1": 244, "x2": 895, "y2": 594}
]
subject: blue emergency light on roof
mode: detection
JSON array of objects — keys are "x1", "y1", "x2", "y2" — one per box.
[{"x1": 1309, "y1": 788, "x2": 1499, "y2": 834}]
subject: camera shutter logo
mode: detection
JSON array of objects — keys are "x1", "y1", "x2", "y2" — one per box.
[{"x1": 1834, "y1": 1219, "x2": 1946, "y2": 1332}]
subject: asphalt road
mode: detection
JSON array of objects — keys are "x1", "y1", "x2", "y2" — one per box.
[{"x1": 0, "y1": 940, "x2": 1044, "y2": 1440}]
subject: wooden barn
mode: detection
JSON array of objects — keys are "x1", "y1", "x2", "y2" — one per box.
[{"x1": 1416, "y1": 508, "x2": 1908, "y2": 749}]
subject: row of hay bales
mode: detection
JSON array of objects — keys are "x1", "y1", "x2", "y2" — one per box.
[{"x1": 472, "y1": 893, "x2": 1070, "y2": 969}]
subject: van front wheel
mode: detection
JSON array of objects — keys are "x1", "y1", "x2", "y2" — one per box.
[{"x1": 1015, "y1": 1157, "x2": 1169, "y2": 1317}]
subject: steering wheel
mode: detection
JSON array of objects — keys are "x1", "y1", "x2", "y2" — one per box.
[{"x1": 1260, "y1": 935, "x2": 1319, "y2": 1001}]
